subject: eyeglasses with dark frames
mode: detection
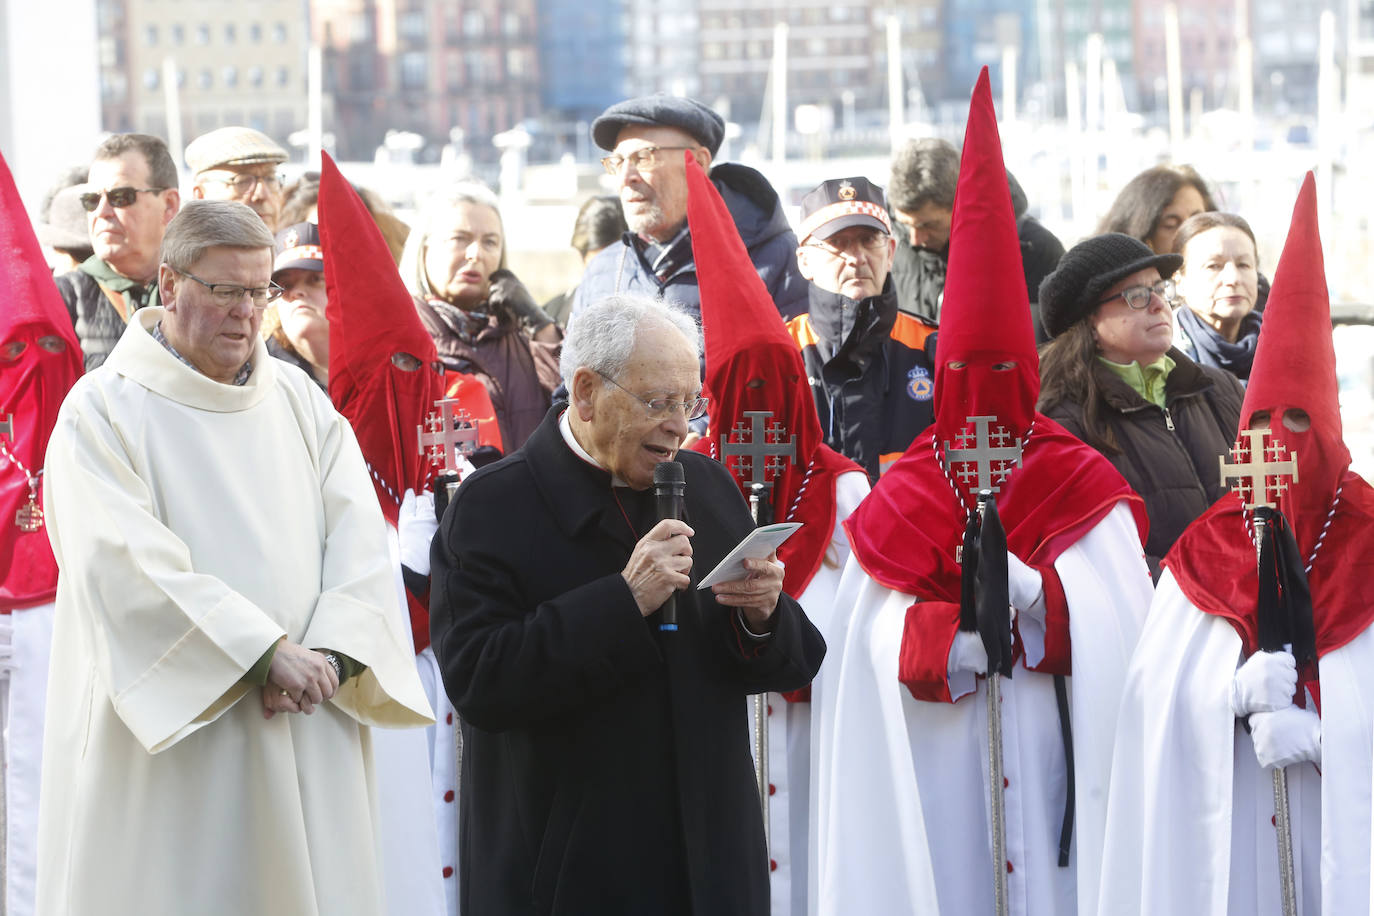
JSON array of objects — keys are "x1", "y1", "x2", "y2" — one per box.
[
  {"x1": 595, "y1": 370, "x2": 708, "y2": 421},
  {"x1": 600, "y1": 146, "x2": 695, "y2": 176},
  {"x1": 174, "y1": 269, "x2": 284, "y2": 310},
  {"x1": 79, "y1": 186, "x2": 168, "y2": 211},
  {"x1": 1098, "y1": 278, "x2": 1176, "y2": 310}
]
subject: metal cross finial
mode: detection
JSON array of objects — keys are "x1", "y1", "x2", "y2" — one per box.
[
  {"x1": 943, "y1": 416, "x2": 1023, "y2": 495},
  {"x1": 1219, "y1": 428, "x2": 1299, "y2": 512},
  {"x1": 417, "y1": 398, "x2": 481, "y2": 474},
  {"x1": 722, "y1": 410, "x2": 796, "y2": 491}
]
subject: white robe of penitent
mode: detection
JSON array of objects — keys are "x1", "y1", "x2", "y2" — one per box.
[
  {"x1": 744, "y1": 469, "x2": 870, "y2": 916},
  {"x1": 37, "y1": 310, "x2": 434, "y2": 916},
  {"x1": 814, "y1": 501, "x2": 1153, "y2": 916},
  {"x1": 1097, "y1": 569, "x2": 1374, "y2": 916}
]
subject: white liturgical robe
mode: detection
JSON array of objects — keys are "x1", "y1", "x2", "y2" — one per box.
[
  {"x1": 814, "y1": 501, "x2": 1153, "y2": 916},
  {"x1": 37, "y1": 309, "x2": 433, "y2": 916}
]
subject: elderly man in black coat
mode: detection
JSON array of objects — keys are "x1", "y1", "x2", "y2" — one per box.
[{"x1": 431, "y1": 293, "x2": 825, "y2": 916}]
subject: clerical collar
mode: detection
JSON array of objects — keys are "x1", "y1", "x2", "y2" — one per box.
[
  {"x1": 558, "y1": 409, "x2": 629, "y2": 487},
  {"x1": 152, "y1": 321, "x2": 253, "y2": 386}
]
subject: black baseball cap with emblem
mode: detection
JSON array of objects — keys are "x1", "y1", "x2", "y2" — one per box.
[
  {"x1": 273, "y1": 222, "x2": 324, "y2": 277},
  {"x1": 798, "y1": 177, "x2": 892, "y2": 241}
]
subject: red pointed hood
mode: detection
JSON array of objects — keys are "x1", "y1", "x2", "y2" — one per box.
[
  {"x1": 318, "y1": 153, "x2": 443, "y2": 524},
  {"x1": 933, "y1": 66, "x2": 1039, "y2": 445},
  {"x1": 845, "y1": 70, "x2": 1147, "y2": 602},
  {"x1": 1165, "y1": 172, "x2": 1374, "y2": 660},
  {"x1": 1240, "y1": 172, "x2": 1349, "y2": 547},
  {"x1": 685, "y1": 154, "x2": 860, "y2": 597},
  {"x1": 0, "y1": 149, "x2": 84, "y2": 609}
]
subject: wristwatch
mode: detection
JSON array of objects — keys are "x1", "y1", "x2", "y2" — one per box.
[{"x1": 322, "y1": 652, "x2": 344, "y2": 682}]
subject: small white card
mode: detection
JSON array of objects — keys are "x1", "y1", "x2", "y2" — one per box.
[{"x1": 697, "y1": 522, "x2": 803, "y2": 589}]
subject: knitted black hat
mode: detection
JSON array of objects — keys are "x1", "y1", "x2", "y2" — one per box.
[
  {"x1": 592, "y1": 95, "x2": 726, "y2": 156},
  {"x1": 1038, "y1": 233, "x2": 1182, "y2": 338}
]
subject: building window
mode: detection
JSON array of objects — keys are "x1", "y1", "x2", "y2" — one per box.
[
  {"x1": 143, "y1": 67, "x2": 160, "y2": 89},
  {"x1": 248, "y1": 66, "x2": 264, "y2": 87},
  {"x1": 224, "y1": 23, "x2": 236, "y2": 44},
  {"x1": 276, "y1": 66, "x2": 290, "y2": 88},
  {"x1": 462, "y1": 10, "x2": 483, "y2": 36},
  {"x1": 400, "y1": 10, "x2": 425, "y2": 39},
  {"x1": 400, "y1": 51, "x2": 427, "y2": 89},
  {"x1": 176, "y1": 68, "x2": 186, "y2": 88},
  {"x1": 196, "y1": 23, "x2": 210, "y2": 44},
  {"x1": 223, "y1": 66, "x2": 237, "y2": 88},
  {"x1": 171, "y1": 24, "x2": 185, "y2": 45},
  {"x1": 503, "y1": 11, "x2": 520, "y2": 36},
  {"x1": 197, "y1": 68, "x2": 212, "y2": 89},
  {"x1": 145, "y1": 24, "x2": 158, "y2": 45},
  {"x1": 349, "y1": 14, "x2": 371, "y2": 41},
  {"x1": 273, "y1": 22, "x2": 287, "y2": 43},
  {"x1": 250, "y1": 22, "x2": 262, "y2": 43}
]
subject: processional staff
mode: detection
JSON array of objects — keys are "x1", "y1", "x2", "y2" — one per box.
[
  {"x1": 1220, "y1": 427, "x2": 1308, "y2": 916},
  {"x1": 944, "y1": 415, "x2": 1023, "y2": 916}
]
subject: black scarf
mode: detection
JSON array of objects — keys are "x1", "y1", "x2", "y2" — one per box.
[{"x1": 1175, "y1": 304, "x2": 1262, "y2": 380}]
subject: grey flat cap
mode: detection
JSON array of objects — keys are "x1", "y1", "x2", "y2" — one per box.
[
  {"x1": 38, "y1": 185, "x2": 92, "y2": 251},
  {"x1": 592, "y1": 95, "x2": 725, "y2": 156},
  {"x1": 184, "y1": 126, "x2": 288, "y2": 175}
]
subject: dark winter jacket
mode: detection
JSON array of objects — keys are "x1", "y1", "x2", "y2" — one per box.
[
  {"x1": 787, "y1": 278, "x2": 937, "y2": 481},
  {"x1": 1043, "y1": 349, "x2": 1244, "y2": 574},
  {"x1": 415, "y1": 270, "x2": 562, "y2": 451},
  {"x1": 431, "y1": 405, "x2": 824, "y2": 916},
  {"x1": 55, "y1": 256, "x2": 160, "y2": 371},
  {"x1": 890, "y1": 171, "x2": 1064, "y2": 335},
  {"x1": 569, "y1": 162, "x2": 809, "y2": 323}
]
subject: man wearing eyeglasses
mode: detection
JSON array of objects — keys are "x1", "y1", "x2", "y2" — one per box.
[
  {"x1": 185, "y1": 126, "x2": 289, "y2": 232},
  {"x1": 431, "y1": 294, "x2": 824, "y2": 916},
  {"x1": 569, "y1": 95, "x2": 809, "y2": 325},
  {"x1": 37, "y1": 199, "x2": 434, "y2": 914},
  {"x1": 54, "y1": 133, "x2": 181, "y2": 371},
  {"x1": 786, "y1": 177, "x2": 936, "y2": 481}
]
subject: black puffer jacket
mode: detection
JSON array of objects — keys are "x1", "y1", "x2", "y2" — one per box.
[
  {"x1": 570, "y1": 162, "x2": 808, "y2": 323},
  {"x1": 1043, "y1": 350, "x2": 1244, "y2": 574}
]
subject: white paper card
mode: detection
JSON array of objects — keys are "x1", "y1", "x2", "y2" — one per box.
[{"x1": 697, "y1": 522, "x2": 803, "y2": 589}]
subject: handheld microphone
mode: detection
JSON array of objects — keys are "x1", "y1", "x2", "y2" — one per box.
[{"x1": 653, "y1": 461, "x2": 687, "y2": 632}]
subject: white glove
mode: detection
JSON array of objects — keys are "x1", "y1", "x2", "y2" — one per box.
[
  {"x1": 950, "y1": 630, "x2": 989, "y2": 676},
  {"x1": 1231, "y1": 650, "x2": 1297, "y2": 717},
  {"x1": 1006, "y1": 553, "x2": 1045, "y2": 622},
  {"x1": 1249, "y1": 705, "x2": 1322, "y2": 769},
  {"x1": 398, "y1": 488, "x2": 439, "y2": 576}
]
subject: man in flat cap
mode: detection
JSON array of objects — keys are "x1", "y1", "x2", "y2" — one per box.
[
  {"x1": 185, "y1": 126, "x2": 289, "y2": 232},
  {"x1": 570, "y1": 95, "x2": 808, "y2": 326},
  {"x1": 785, "y1": 177, "x2": 936, "y2": 481}
]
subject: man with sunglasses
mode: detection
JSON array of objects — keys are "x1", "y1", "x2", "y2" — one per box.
[
  {"x1": 786, "y1": 177, "x2": 936, "y2": 481},
  {"x1": 431, "y1": 294, "x2": 824, "y2": 916},
  {"x1": 185, "y1": 126, "x2": 289, "y2": 232},
  {"x1": 38, "y1": 199, "x2": 434, "y2": 913},
  {"x1": 54, "y1": 133, "x2": 180, "y2": 371},
  {"x1": 569, "y1": 95, "x2": 808, "y2": 325}
]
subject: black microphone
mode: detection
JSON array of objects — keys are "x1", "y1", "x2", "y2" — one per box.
[{"x1": 653, "y1": 461, "x2": 686, "y2": 632}]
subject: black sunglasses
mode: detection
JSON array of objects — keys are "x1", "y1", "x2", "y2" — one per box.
[{"x1": 79, "y1": 186, "x2": 167, "y2": 212}]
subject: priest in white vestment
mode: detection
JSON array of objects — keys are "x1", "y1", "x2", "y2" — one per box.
[
  {"x1": 814, "y1": 70, "x2": 1154, "y2": 916},
  {"x1": 38, "y1": 200, "x2": 433, "y2": 916},
  {"x1": 684, "y1": 155, "x2": 870, "y2": 916},
  {"x1": 1099, "y1": 173, "x2": 1374, "y2": 916}
]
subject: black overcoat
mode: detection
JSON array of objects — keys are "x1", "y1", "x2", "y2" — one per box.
[{"x1": 431, "y1": 405, "x2": 826, "y2": 916}]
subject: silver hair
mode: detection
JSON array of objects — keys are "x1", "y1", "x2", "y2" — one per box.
[
  {"x1": 560, "y1": 295, "x2": 701, "y2": 389},
  {"x1": 398, "y1": 180, "x2": 506, "y2": 300},
  {"x1": 159, "y1": 199, "x2": 273, "y2": 271}
]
